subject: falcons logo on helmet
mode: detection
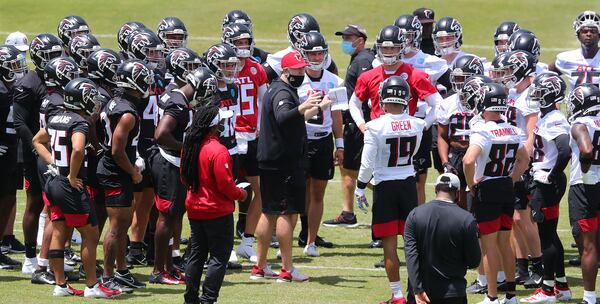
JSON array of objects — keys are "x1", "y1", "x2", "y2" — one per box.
[
  {"x1": 423, "y1": 9, "x2": 433, "y2": 19},
  {"x1": 467, "y1": 57, "x2": 483, "y2": 74},
  {"x1": 450, "y1": 19, "x2": 462, "y2": 32},
  {"x1": 80, "y1": 82, "x2": 98, "y2": 104},
  {"x1": 541, "y1": 76, "x2": 562, "y2": 95},
  {"x1": 119, "y1": 24, "x2": 137, "y2": 41},
  {"x1": 202, "y1": 76, "x2": 217, "y2": 97},
  {"x1": 207, "y1": 46, "x2": 225, "y2": 64},
  {"x1": 58, "y1": 18, "x2": 76, "y2": 36},
  {"x1": 131, "y1": 62, "x2": 150, "y2": 86},
  {"x1": 158, "y1": 20, "x2": 169, "y2": 31},
  {"x1": 70, "y1": 36, "x2": 89, "y2": 49},
  {"x1": 507, "y1": 51, "x2": 528, "y2": 69},
  {"x1": 55, "y1": 59, "x2": 77, "y2": 80},
  {"x1": 571, "y1": 86, "x2": 585, "y2": 105},
  {"x1": 131, "y1": 33, "x2": 151, "y2": 51},
  {"x1": 296, "y1": 34, "x2": 309, "y2": 49},
  {"x1": 30, "y1": 37, "x2": 46, "y2": 52},
  {"x1": 0, "y1": 48, "x2": 11, "y2": 61},
  {"x1": 289, "y1": 16, "x2": 305, "y2": 32},
  {"x1": 97, "y1": 51, "x2": 117, "y2": 71},
  {"x1": 411, "y1": 16, "x2": 422, "y2": 30},
  {"x1": 170, "y1": 49, "x2": 190, "y2": 67},
  {"x1": 223, "y1": 26, "x2": 236, "y2": 39}
]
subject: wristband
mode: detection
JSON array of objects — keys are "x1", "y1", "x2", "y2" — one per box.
[
  {"x1": 357, "y1": 181, "x2": 368, "y2": 190},
  {"x1": 335, "y1": 138, "x2": 344, "y2": 149}
]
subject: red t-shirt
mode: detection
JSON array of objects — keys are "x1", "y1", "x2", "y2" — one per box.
[
  {"x1": 185, "y1": 134, "x2": 245, "y2": 220},
  {"x1": 354, "y1": 63, "x2": 437, "y2": 120},
  {"x1": 235, "y1": 59, "x2": 268, "y2": 133}
]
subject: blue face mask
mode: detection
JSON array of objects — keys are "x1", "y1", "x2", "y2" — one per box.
[{"x1": 341, "y1": 40, "x2": 356, "y2": 55}]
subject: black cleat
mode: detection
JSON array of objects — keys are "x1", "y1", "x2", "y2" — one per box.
[
  {"x1": 103, "y1": 277, "x2": 134, "y2": 294},
  {"x1": 568, "y1": 256, "x2": 581, "y2": 266},
  {"x1": 523, "y1": 272, "x2": 543, "y2": 289},
  {"x1": 126, "y1": 251, "x2": 148, "y2": 266},
  {"x1": 114, "y1": 270, "x2": 146, "y2": 289},
  {"x1": 226, "y1": 261, "x2": 242, "y2": 270},
  {"x1": 31, "y1": 271, "x2": 56, "y2": 285},
  {"x1": 0, "y1": 253, "x2": 21, "y2": 269},
  {"x1": 369, "y1": 240, "x2": 383, "y2": 248},
  {"x1": 374, "y1": 259, "x2": 385, "y2": 268},
  {"x1": 2, "y1": 235, "x2": 25, "y2": 254}
]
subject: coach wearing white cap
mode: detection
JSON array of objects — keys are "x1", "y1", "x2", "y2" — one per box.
[
  {"x1": 5, "y1": 32, "x2": 29, "y2": 52},
  {"x1": 404, "y1": 173, "x2": 481, "y2": 304}
]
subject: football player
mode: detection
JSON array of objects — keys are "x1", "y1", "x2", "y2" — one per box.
[
  {"x1": 507, "y1": 29, "x2": 547, "y2": 75},
  {"x1": 67, "y1": 34, "x2": 100, "y2": 75},
  {"x1": 355, "y1": 76, "x2": 426, "y2": 304},
  {"x1": 13, "y1": 33, "x2": 62, "y2": 276},
  {"x1": 222, "y1": 9, "x2": 270, "y2": 64},
  {"x1": 432, "y1": 17, "x2": 466, "y2": 66},
  {"x1": 156, "y1": 17, "x2": 188, "y2": 51},
  {"x1": 263, "y1": 13, "x2": 338, "y2": 82},
  {"x1": 295, "y1": 31, "x2": 346, "y2": 256},
  {"x1": 57, "y1": 15, "x2": 91, "y2": 51},
  {"x1": 493, "y1": 21, "x2": 520, "y2": 55},
  {"x1": 550, "y1": 11, "x2": 600, "y2": 91},
  {"x1": 521, "y1": 73, "x2": 572, "y2": 303},
  {"x1": 222, "y1": 23, "x2": 269, "y2": 262},
  {"x1": 565, "y1": 83, "x2": 600, "y2": 304},
  {"x1": 97, "y1": 60, "x2": 151, "y2": 292},
  {"x1": 32, "y1": 78, "x2": 119, "y2": 298},
  {"x1": 117, "y1": 22, "x2": 146, "y2": 60},
  {"x1": 0, "y1": 45, "x2": 26, "y2": 269},
  {"x1": 463, "y1": 82, "x2": 530, "y2": 304}
]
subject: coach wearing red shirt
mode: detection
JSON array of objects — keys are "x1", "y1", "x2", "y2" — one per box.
[
  {"x1": 349, "y1": 25, "x2": 442, "y2": 132},
  {"x1": 180, "y1": 105, "x2": 247, "y2": 304}
]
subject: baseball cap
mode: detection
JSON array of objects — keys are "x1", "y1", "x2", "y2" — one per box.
[
  {"x1": 5, "y1": 32, "x2": 29, "y2": 51},
  {"x1": 435, "y1": 173, "x2": 460, "y2": 190},
  {"x1": 209, "y1": 108, "x2": 234, "y2": 127},
  {"x1": 335, "y1": 24, "x2": 368, "y2": 39},
  {"x1": 413, "y1": 8, "x2": 435, "y2": 24},
  {"x1": 281, "y1": 51, "x2": 306, "y2": 69}
]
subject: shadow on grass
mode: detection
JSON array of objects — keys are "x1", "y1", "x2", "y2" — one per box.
[
  {"x1": 0, "y1": 274, "x2": 27, "y2": 282},
  {"x1": 308, "y1": 274, "x2": 377, "y2": 287}
]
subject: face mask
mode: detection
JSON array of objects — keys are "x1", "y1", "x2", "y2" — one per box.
[
  {"x1": 147, "y1": 61, "x2": 158, "y2": 70},
  {"x1": 287, "y1": 73, "x2": 304, "y2": 88},
  {"x1": 142, "y1": 89, "x2": 150, "y2": 98},
  {"x1": 341, "y1": 40, "x2": 356, "y2": 55}
]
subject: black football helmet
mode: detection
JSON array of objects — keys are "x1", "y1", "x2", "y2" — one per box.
[
  {"x1": 481, "y1": 82, "x2": 508, "y2": 112},
  {"x1": 87, "y1": 48, "x2": 123, "y2": 85},
  {"x1": 287, "y1": 13, "x2": 320, "y2": 49},
  {"x1": 508, "y1": 30, "x2": 541, "y2": 61},
  {"x1": 44, "y1": 56, "x2": 82, "y2": 88},
  {"x1": 117, "y1": 21, "x2": 146, "y2": 53},
  {"x1": 460, "y1": 75, "x2": 494, "y2": 113},
  {"x1": 376, "y1": 25, "x2": 405, "y2": 65},
  {"x1": 529, "y1": 72, "x2": 566, "y2": 109},
  {"x1": 222, "y1": 10, "x2": 253, "y2": 32},
  {"x1": 30, "y1": 33, "x2": 64, "y2": 70},
  {"x1": 157, "y1": 17, "x2": 188, "y2": 51},
  {"x1": 57, "y1": 16, "x2": 90, "y2": 46},
  {"x1": 378, "y1": 76, "x2": 411, "y2": 106},
  {"x1": 63, "y1": 78, "x2": 102, "y2": 115},
  {"x1": 432, "y1": 17, "x2": 463, "y2": 56},
  {"x1": 127, "y1": 29, "x2": 165, "y2": 69},
  {"x1": 490, "y1": 50, "x2": 535, "y2": 89},
  {"x1": 205, "y1": 44, "x2": 240, "y2": 84},
  {"x1": 68, "y1": 34, "x2": 100, "y2": 70},
  {"x1": 493, "y1": 21, "x2": 520, "y2": 54},
  {"x1": 186, "y1": 67, "x2": 218, "y2": 107},
  {"x1": 116, "y1": 59, "x2": 154, "y2": 97},
  {"x1": 166, "y1": 48, "x2": 202, "y2": 83},
  {"x1": 450, "y1": 54, "x2": 485, "y2": 92},
  {"x1": 393, "y1": 14, "x2": 423, "y2": 52},
  {"x1": 573, "y1": 11, "x2": 600, "y2": 35},
  {"x1": 222, "y1": 23, "x2": 254, "y2": 58},
  {"x1": 567, "y1": 83, "x2": 600, "y2": 121},
  {"x1": 296, "y1": 31, "x2": 328, "y2": 71},
  {"x1": 0, "y1": 44, "x2": 27, "y2": 82}
]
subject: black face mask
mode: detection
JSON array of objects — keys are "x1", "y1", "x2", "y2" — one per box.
[{"x1": 287, "y1": 73, "x2": 304, "y2": 88}]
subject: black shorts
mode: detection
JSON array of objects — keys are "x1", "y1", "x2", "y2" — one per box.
[
  {"x1": 239, "y1": 139, "x2": 259, "y2": 177},
  {"x1": 342, "y1": 121, "x2": 363, "y2": 171},
  {"x1": 514, "y1": 176, "x2": 531, "y2": 210},
  {"x1": 133, "y1": 159, "x2": 153, "y2": 191},
  {"x1": 0, "y1": 146, "x2": 18, "y2": 196},
  {"x1": 568, "y1": 183, "x2": 600, "y2": 234},
  {"x1": 471, "y1": 177, "x2": 515, "y2": 235},
  {"x1": 430, "y1": 126, "x2": 443, "y2": 173},
  {"x1": 414, "y1": 129, "x2": 432, "y2": 175},
  {"x1": 448, "y1": 147, "x2": 467, "y2": 187},
  {"x1": 45, "y1": 175, "x2": 97, "y2": 227},
  {"x1": 529, "y1": 172, "x2": 566, "y2": 222},
  {"x1": 97, "y1": 162, "x2": 134, "y2": 208},
  {"x1": 23, "y1": 158, "x2": 42, "y2": 194},
  {"x1": 306, "y1": 134, "x2": 334, "y2": 180},
  {"x1": 150, "y1": 151, "x2": 186, "y2": 216},
  {"x1": 260, "y1": 168, "x2": 305, "y2": 215},
  {"x1": 372, "y1": 177, "x2": 417, "y2": 238}
]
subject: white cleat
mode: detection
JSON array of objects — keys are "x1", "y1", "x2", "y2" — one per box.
[
  {"x1": 303, "y1": 243, "x2": 319, "y2": 257},
  {"x1": 21, "y1": 257, "x2": 37, "y2": 275}
]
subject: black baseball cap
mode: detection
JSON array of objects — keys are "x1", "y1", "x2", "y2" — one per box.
[
  {"x1": 413, "y1": 7, "x2": 435, "y2": 24},
  {"x1": 335, "y1": 24, "x2": 368, "y2": 39}
]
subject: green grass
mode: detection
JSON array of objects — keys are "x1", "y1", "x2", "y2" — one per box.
[{"x1": 0, "y1": 0, "x2": 596, "y2": 303}]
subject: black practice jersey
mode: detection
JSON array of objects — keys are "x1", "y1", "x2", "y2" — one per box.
[
  {"x1": 0, "y1": 81, "x2": 17, "y2": 145},
  {"x1": 39, "y1": 91, "x2": 65, "y2": 129},
  {"x1": 156, "y1": 89, "x2": 192, "y2": 157},
  {"x1": 46, "y1": 111, "x2": 90, "y2": 178},
  {"x1": 13, "y1": 70, "x2": 47, "y2": 160},
  {"x1": 212, "y1": 83, "x2": 239, "y2": 153}
]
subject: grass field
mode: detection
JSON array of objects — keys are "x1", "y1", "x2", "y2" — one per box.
[{"x1": 0, "y1": 0, "x2": 598, "y2": 303}]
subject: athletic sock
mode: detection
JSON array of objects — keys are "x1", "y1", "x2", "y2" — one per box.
[
  {"x1": 583, "y1": 290, "x2": 596, "y2": 304},
  {"x1": 497, "y1": 271, "x2": 506, "y2": 282},
  {"x1": 477, "y1": 274, "x2": 488, "y2": 286},
  {"x1": 390, "y1": 281, "x2": 403, "y2": 299}
]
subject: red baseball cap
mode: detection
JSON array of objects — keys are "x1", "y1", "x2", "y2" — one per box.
[{"x1": 281, "y1": 51, "x2": 306, "y2": 69}]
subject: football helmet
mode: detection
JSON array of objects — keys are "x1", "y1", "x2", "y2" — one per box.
[
  {"x1": 186, "y1": 67, "x2": 218, "y2": 107},
  {"x1": 450, "y1": 54, "x2": 485, "y2": 92},
  {"x1": 529, "y1": 72, "x2": 566, "y2": 109},
  {"x1": 0, "y1": 44, "x2": 27, "y2": 82},
  {"x1": 205, "y1": 44, "x2": 240, "y2": 84},
  {"x1": 287, "y1": 13, "x2": 320, "y2": 49},
  {"x1": 157, "y1": 17, "x2": 188, "y2": 50},
  {"x1": 379, "y1": 76, "x2": 411, "y2": 106},
  {"x1": 57, "y1": 15, "x2": 90, "y2": 46},
  {"x1": 567, "y1": 83, "x2": 600, "y2": 121},
  {"x1": 432, "y1": 17, "x2": 463, "y2": 56},
  {"x1": 394, "y1": 14, "x2": 423, "y2": 52},
  {"x1": 165, "y1": 47, "x2": 202, "y2": 83},
  {"x1": 63, "y1": 78, "x2": 102, "y2": 115},
  {"x1": 30, "y1": 33, "x2": 64, "y2": 70},
  {"x1": 116, "y1": 59, "x2": 154, "y2": 98},
  {"x1": 493, "y1": 21, "x2": 520, "y2": 54},
  {"x1": 43, "y1": 56, "x2": 82, "y2": 88},
  {"x1": 481, "y1": 82, "x2": 508, "y2": 112},
  {"x1": 296, "y1": 31, "x2": 328, "y2": 71},
  {"x1": 68, "y1": 34, "x2": 100, "y2": 70},
  {"x1": 127, "y1": 29, "x2": 165, "y2": 70},
  {"x1": 375, "y1": 25, "x2": 405, "y2": 65},
  {"x1": 460, "y1": 75, "x2": 494, "y2": 113},
  {"x1": 87, "y1": 48, "x2": 123, "y2": 85},
  {"x1": 222, "y1": 23, "x2": 254, "y2": 58}
]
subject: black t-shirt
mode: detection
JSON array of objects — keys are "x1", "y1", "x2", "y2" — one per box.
[
  {"x1": 46, "y1": 111, "x2": 90, "y2": 178},
  {"x1": 13, "y1": 70, "x2": 47, "y2": 160},
  {"x1": 211, "y1": 83, "x2": 239, "y2": 152},
  {"x1": 156, "y1": 89, "x2": 192, "y2": 156},
  {"x1": 344, "y1": 48, "x2": 375, "y2": 124},
  {"x1": 404, "y1": 200, "x2": 481, "y2": 300},
  {"x1": 39, "y1": 91, "x2": 65, "y2": 129},
  {"x1": 0, "y1": 80, "x2": 17, "y2": 145}
]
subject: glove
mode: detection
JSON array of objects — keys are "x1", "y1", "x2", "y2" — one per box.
[
  {"x1": 533, "y1": 170, "x2": 551, "y2": 185},
  {"x1": 443, "y1": 162, "x2": 458, "y2": 175},
  {"x1": 135, "y1": 157, "x2": 146, "y2": 172},
  {"x1": 44, "y1": 163, "x2": 59, "y2": 177},
  {"x1": 354, "y1": 187, "x2": 369, "y2": 214},
  {"x1": 0, "y1": 145, "x2": 7, "y2": 157},
  {"x1": 582, "y1": 171, "x2": 599, "y2": 185}
]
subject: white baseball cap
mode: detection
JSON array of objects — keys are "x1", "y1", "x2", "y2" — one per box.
[
  {"x1": 5, "y1": 32, "x2": 29, "y2": 52},
  {"x1": 434, "y1": 173, "x2": 461, "y2": 190},
  {"x1": 209, "y1": 109, "x2": 234, "y2": 127}
]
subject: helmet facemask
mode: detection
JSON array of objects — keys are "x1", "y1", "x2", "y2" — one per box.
[
  {"x1": 217, "y1": 58, "x2": 241, "y2": 84},
  {"x1": 2, "y1": 53, "x2": 27, "y2": 82},
  {"x1": 377, "y1": 43, "x2": 404, "y2": 66},
  {"x1": 433, "y1": 32, "x2": 459, "y2": 56}
]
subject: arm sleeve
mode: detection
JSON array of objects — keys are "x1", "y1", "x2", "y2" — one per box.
[
  {"x1": 273, "y1": 94, "x2": 302, "y2": 125},
  {"x1": 550, "y1": 134, "x2": 571, "y2": 177},
  {"x1": 12, "y1": 92, "x2": 35, "y2": 154},
  {"x1": 256, "y1": 84, "x2": 268, "y2": 132},
  {"x1": 213, "y1": 151, "x2": 245, "y2": 201},
  {"x1": 349, "y1": 93, "x2": 366, "y2": 126},
  {"x1": 262, "y1": 62, "x2": 279, "y2": 83},
  {"x1": 423, "y1": 92, "x2": 442, "y2": 129},
  {"x1": 357, "y1": 125, "x2": 376, "y2": 183},
  {"x1": 403, "y1": 210, "x2": 424, "y2": 293},
  {"x1": 463, "y1": 216, "x2": 482, "y2": 269},
  {"x1": 436, "y1": 69, "x2": 452, "y2": 91},
  {"x1": 0, "y1": 92, "x2": 10, "y2": 142}
]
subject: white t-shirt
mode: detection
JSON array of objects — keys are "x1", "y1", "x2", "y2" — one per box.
[
  {"x1": 506, "y1": 86, "x2": 539, "y2": 131},
  {"x1": 437, "y1": 93, "x2": 476, "y2": 141},
  {"x1": 569, "y1": 114, "x2": 600, "y2": 185},
  {"x1": 358, "y1": 113, "x2": 426, "y2": 184},
  {"x1": 531, "y1": 109, "x2": 570, "y2": 172},
  {"x1": 555, "y1": 48, "x2": 600, "y2": 93},
  {"x1": 266, "y1": 46, "x2": 333, "y2": 77}
]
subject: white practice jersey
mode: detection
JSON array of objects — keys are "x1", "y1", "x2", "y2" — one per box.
[
  {"x1": 506, "y1": 86, "x2": 539, "y2": 131},
  {"x1": 555, "y1": 48, "x2": 600, "y2": 92},
  {"x1": 437, "y1": 93, "x2": 477, "y2": 141},
  {"x1": 297, "y1": 70, "x2": 347, "y2": 139},
  {"x1": 536, "y1": 62, "x2": 548, "y2": 75},
  {"x1": 569, "y1": 115, "x2": 600, "y2": 185},
  {"x1": 469, "y1": 120, "x2": 525, "y2": 182},
  {"x1": 532, "y1": 109, "x2": 570, "y2": 172},
  {"x1": 266, "y1": 46, "x2": 333, "y2": 77},
  {"x1": 358, "y1": 113, "x2": 426, "y2": 185},
  {"x1": 372, "y1": 50, "x2": 448, "y2": 84}
]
